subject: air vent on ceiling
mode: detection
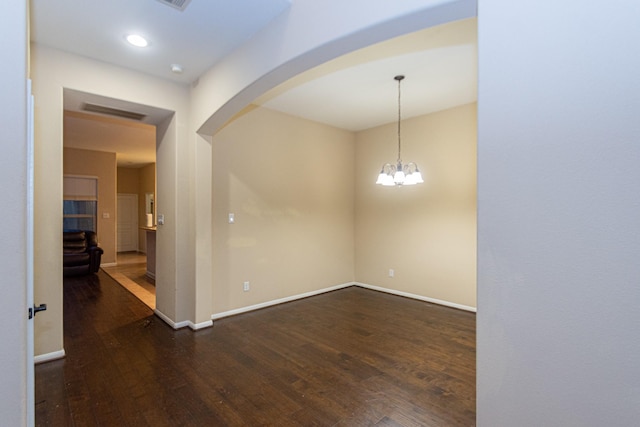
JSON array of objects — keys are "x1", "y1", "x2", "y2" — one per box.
[
  {"x1": 82, "y1": 103, "x2": 147, "y2": 121},
  {"x1": 155, "y1": 0, "x2": 192, "y2": 11}
]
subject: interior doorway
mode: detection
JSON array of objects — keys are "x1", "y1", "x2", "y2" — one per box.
[
  {"x1": 62, "y1": 89, "x2": 171, "y2": 310},
  {"x1": 110, "y1": 192, "x2": 156, "y2": 308}
]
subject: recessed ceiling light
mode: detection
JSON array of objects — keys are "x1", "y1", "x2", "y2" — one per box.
[
  {"x1": 126, "y1": 34, "x2": 149, "y2": 48},
  {"x1": 170, "y1": 64, "x2": 183, "y2": 74}
]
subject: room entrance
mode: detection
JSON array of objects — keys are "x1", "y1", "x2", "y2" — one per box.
[{"x1": 61, "y1": 89, "x2": 172, "y2": 311}]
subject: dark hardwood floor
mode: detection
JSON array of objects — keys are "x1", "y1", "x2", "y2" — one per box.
[{"x1": 36, "y1": 271, "x2": 476, "y2": 426}]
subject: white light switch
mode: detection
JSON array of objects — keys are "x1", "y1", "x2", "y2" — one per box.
[
  {"x1": 157, "y1": 214, "x2": 165, "y2": 225},
  {"x1": 228, "y1": 213, "x2": 235, "y2": 224}
]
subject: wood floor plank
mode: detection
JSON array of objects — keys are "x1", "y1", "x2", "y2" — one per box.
[{"x1": 36, "y1": 272, "x2": 476, "y2": 426}]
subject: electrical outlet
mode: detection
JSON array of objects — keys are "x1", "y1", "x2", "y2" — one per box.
[
  {"x1": 388, "y1": 269, "x2": 394, "y2": 278},
  {"x1": 243, "y1": 281, "x2": 250, "y2": 292}
]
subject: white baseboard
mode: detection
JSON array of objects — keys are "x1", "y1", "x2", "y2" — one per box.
[
  {"x1": 155, "y1": 281, "x2": 474, "y2": 330},
  {"x1": 154, "y1": 308, "x2": 213, "y2": 330},
  {"x1": 189, "y1": 319, "x2": 214, "y2": 330},
  {"x1": 100, "y1": 262, "x2": 117, "y2": 268},
  {"x1": 354, "y1": 282, "x2": 477, "y2": 312},
  {"x1": 34, "y1": 349, "x2": 66, "y2": 364},
  {"x1": 154, "y1": 308, "x2": 186, "y2": 329},
  {"x1": 211, "y1": 282, "x2": 354, "y2": 320}
]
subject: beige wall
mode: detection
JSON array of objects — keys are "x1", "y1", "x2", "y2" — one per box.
[
  {"x1": 210, "y1": 104, "x2": 476, "y2": 314},
  {"x1": 117, "y1": 167, "x2": 138, "y2": 193},
  {"x1": 211, "y1": 107, "x2": 355, "y2": 314},
  {"x1": 64, "y1": 147, "x2": 117, "y2": 264},
  {"x1": 355, "y1": 103, "x2": 477, "y2": 308},
  {"x1": 139, "y1": 164, "x2": 156, "y2": 206}
]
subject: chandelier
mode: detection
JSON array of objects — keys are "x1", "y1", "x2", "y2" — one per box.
[{"x1": 376, "y1": 75, "x2": 424, "y2": 186}]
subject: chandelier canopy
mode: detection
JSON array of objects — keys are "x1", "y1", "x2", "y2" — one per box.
[{"x1": 376, "y1": 75, "x2": 424, "y2": 187}]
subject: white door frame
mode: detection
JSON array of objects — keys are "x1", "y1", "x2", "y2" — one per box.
[{"x1": 26, "y1": 79, "x2": 35, "y2": 427}]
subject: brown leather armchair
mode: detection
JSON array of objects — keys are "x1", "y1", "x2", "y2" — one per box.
[{"x1": 63, "y1": 230, "x2": 103, "y2": 276}]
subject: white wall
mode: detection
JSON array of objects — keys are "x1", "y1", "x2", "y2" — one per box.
[
  {"x1": 0, "y1": 2, "x2": 28, "y2": 425},
  {"x1": 477, "y1": 0, "x2": 640, "y2": 425}
]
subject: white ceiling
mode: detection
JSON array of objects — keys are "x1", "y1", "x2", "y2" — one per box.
[
  {"x1": 30, "y1": 0, "x2": 477, "y2": 164},
  {"x1": 31, "y1": 0, "x2": 292, "y2": 84},
  {"x1": 64, "y1": 109, "x2": 158, "y2": 167},
  {"x1": 256, "y1": 18, "x2": 477, "y2": 132}
]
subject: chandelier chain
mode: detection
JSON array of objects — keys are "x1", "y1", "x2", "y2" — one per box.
[{"x1": 397, "y1": 76, "x2": 402, "y2": 163}]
